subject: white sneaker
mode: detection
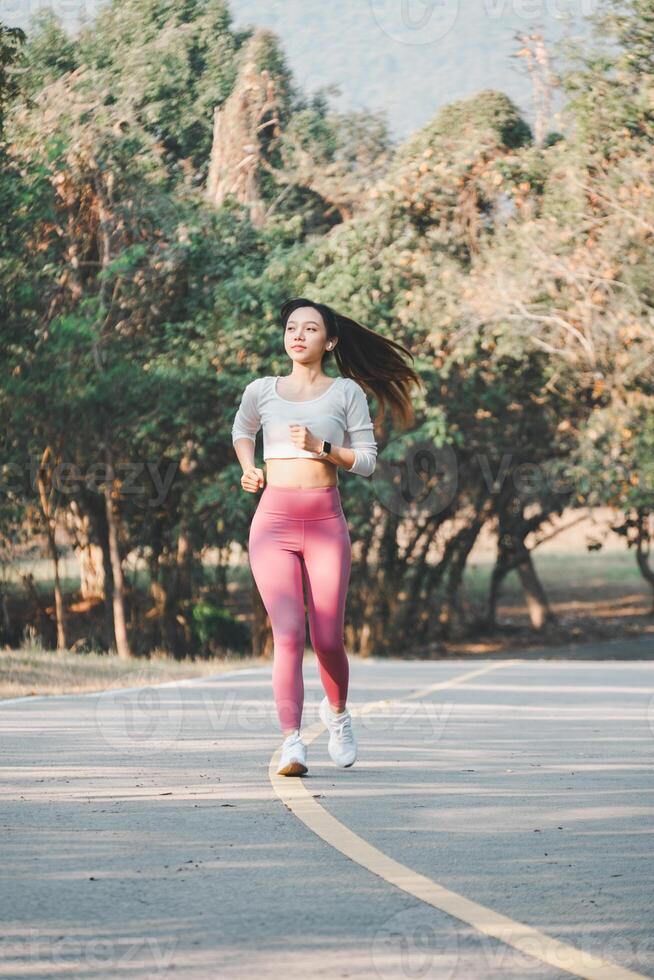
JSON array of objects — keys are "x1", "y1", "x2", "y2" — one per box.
[
  {"x1": 276, "y1": 729, "x2": 308, "y2": 776},
  {"x1": 319, "y1": 696, "x2": 357, "y2": 768}
]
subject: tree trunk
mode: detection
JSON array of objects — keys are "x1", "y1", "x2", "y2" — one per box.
[
  {"x1": 79, "y1": 542, "x2": 106, "y2": 599},
  {"x1": 20, "y1": 572, "x2": 54, "y2": 646},
  {"x1": 175, "y1": 528, "x2": 192, "y2": 602},
  {"x1": 67, "y1": 502, "x2": 106, "y2": 598},
  {"x1": 0, "y1": 584, "x2": 10, "y2": 644},
  {"x1": 489, "y1": 546, "x2": 554, "y2": 631},
  {"x1": 488, "y1": 496, "x2": 557, "y2": 631},
  {"x1": 103, "y1": 459, "x2": 131, "y2": 659},
  {"x1": 634, "y1": 508, "x2": 654, "y2": 614},
  {"x1": 100, "y1": 530, "x2": 115, "y2": 647},
  {"x1": 36, "y1": 453, "x2": 67, "y2": 651},
  {"x1": 49, "y1": 535, "x2": 66, "y2": 651},
  {"x1": 205, "y1": 31, "x2": 280, "y2": 227},
  {"x1": 174, "y1": 529, "x2": 194, "y2": 653},
  {"x1": 516, "y1": 553, "x2": 554, "y2": 629},
  {"x1": 487, "y1": 559, "x2": 505, "y2": 629}
]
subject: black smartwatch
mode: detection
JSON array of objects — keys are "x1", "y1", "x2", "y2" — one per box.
[{"x1": 317, "y1": 440, "x2": 331, "y2": 458}]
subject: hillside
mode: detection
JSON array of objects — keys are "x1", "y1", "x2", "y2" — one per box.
[{"x1": 6, "y1": 0, "x2": 596, "y2": 139}]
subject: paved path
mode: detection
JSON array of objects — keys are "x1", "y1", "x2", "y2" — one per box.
[{"x1": 1, "y1": 650, "x2": 653, "y2": 979}]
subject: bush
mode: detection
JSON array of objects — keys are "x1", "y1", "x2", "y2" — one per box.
[{"x1": 191, "y1": 601, "x2": 250, "y2": 655}]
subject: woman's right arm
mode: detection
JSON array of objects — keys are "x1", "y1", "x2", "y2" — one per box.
[
  {"x1": 233, "y1": 437, "x2": 256, "y2": 471},
  {"x1": 231, "y1": 380, "x2": 264, "y2": 491}
]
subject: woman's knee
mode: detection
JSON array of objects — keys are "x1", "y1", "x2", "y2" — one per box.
[
  {"x1": 271, "y1": 626, "x2": 306, "y2": 656},
  {"x1": 312, "y1": 630, "x2": 347, "y2": 660}
]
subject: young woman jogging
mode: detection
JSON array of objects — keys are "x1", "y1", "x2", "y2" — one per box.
[{"x1": 231, "y1": 297, "x2": 420, "y2": 776}]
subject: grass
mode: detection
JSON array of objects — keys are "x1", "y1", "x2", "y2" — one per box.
[
  {"x1": 463, "y1": 548, "x2": 648, "y2": 607},
  {"x1": 0, "y1": 648, "x2": 269, "y2": 702},
  {"x1": 2, "y1": 540, "x2": 652, "y2": 700}
]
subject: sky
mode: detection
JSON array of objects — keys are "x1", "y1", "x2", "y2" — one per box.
[{"x1": 1, "y1": 0, "x2": 600, "y2": 140}]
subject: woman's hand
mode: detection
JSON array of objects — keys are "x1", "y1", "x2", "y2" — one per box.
[
  {"x1": 240, "y1": 466, "x2": 265, "y2": 493},
  {"x1": 289, "y1": 425, "x2": 322, "y2": 454}
]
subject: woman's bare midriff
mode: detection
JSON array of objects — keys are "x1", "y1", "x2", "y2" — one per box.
[{"x1": 265, "y1": 457, "x2": 339, "y2": 489}]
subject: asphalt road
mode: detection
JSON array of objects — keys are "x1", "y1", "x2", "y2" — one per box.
[{"x1": 1, "y1": 645, "x2": 653, "y2": 979}]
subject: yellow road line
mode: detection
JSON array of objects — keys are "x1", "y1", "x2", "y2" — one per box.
[{"x1": 268, "y1": 658, "x2": 648, "y2": 980}]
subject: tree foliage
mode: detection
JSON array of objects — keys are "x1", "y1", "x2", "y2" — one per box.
[{"x1": 1, "y1": 0, "x2": 653, "y2": 655}]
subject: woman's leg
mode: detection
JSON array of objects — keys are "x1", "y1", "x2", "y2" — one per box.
[
  {"x1": 248, "y1": 510, "x2": 306, "y2": 735},
  {"x1": 302, "y1": 513, "x2": 352, "y2": 713}
]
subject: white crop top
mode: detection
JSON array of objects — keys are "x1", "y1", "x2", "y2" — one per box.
[{"x1": 231, "y1": 375, "x2": 378, "y2": 478}]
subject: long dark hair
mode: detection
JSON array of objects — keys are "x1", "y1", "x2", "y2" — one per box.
[{"x1": 280, "y1": 297, "x2": 424, "y2": 429}]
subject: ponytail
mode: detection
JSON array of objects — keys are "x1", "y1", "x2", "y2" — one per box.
[{"x1": 280, "y1": 297, "x2": 424, "y2": 429}]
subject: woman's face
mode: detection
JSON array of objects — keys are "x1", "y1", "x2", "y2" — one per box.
[{"x1": 283, "y1": 306, "x2": 334, "y2": 364}]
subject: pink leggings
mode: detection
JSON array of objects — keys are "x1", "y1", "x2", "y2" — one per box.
[{"x1": 248, "y1": 484, "x2": 352, "y2": 733}]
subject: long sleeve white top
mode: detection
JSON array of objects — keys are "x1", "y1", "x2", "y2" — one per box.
[{"x1": 231, "y1": 375, "x2": 378, "y2": 478}]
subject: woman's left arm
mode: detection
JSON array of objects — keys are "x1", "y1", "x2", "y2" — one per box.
[{"x1": 340, "y1": 379, "x2": 378, "y2": 477}]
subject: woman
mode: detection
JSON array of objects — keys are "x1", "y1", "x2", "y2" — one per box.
[{"x1": 231, "y1": 297, "x2": 420, "y2": 776}]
